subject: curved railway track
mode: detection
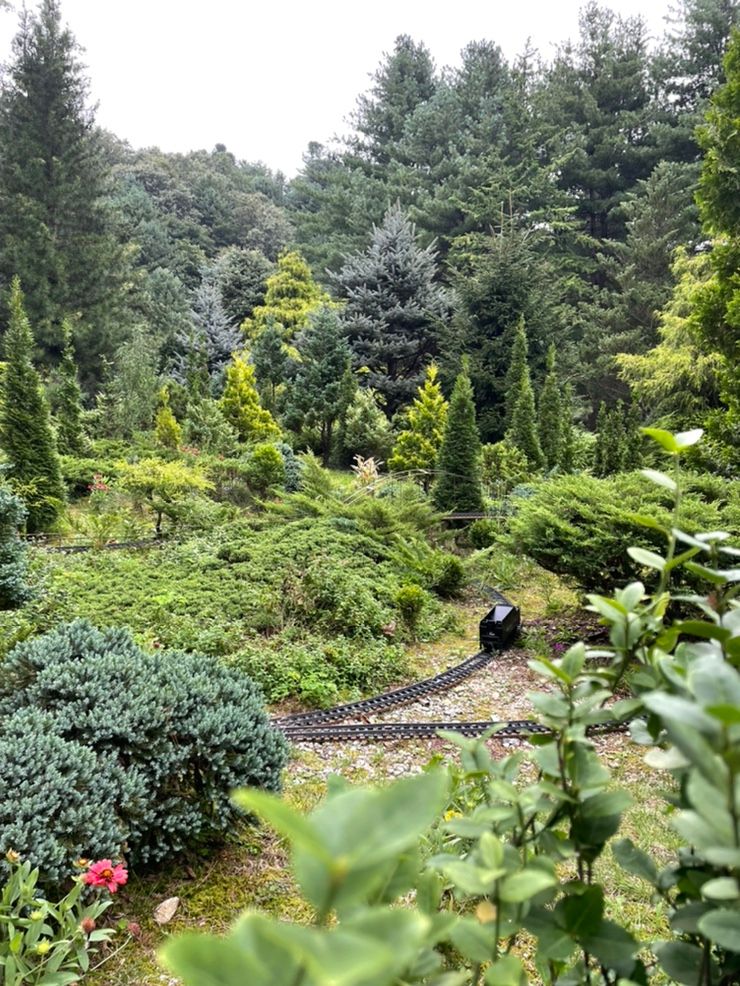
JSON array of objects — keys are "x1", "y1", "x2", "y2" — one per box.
[{"x1": 273, "y1": 587, "x2": 626, "y2": 744}]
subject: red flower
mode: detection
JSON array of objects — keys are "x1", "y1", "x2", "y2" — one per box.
[
  {"x1": 82, "y1": 859, "x2": 128, "y2": 893},
  {"x1": 80, "y1": 917, "x2": 97, "y2": 935}
]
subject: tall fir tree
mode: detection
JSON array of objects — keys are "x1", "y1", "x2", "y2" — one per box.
[
  {"x1": 284, "y1": 307, "x2": 352, "y2": 465},
  {"x1": 250, "y1": 322, "x2": 287, "y2": 411},
  {"x1": 0, "y1": 278, "x2": 65, "y2": 531},
  {"x1": 333, "y1": 203, "x2": 448, "y2": 413},
  {"x1": 432, "y1": 365, "x2": 483, "y2": 513},
  {"x1": 189, "y1": 272, "x2": 242, "y2": 377},
  {"x1": 388, "y1": 364, "x2": 449, "y2": 486},
  {"x1": 507, "y1": 358, "x2": 544, "y2": 470},
  {"x1": 559, "y1": 383, "x2": 577, "y2": 472},
  {"x1": 537, "y1": 344, "x2": 563, "y2": 470},
  {"x1": 54, "y1": 319, "x2": 85, "y2": 454},
  {"x1": 503, "y1": 318, "x2": 530, "y2": 431},
  {"x1": 0, "y1": 0, "x2": 131, "y2": 387}
]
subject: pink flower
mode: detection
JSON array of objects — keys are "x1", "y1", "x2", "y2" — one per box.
[{"x1": 82, "y1": 859, "x2": 128, "y2": 893}]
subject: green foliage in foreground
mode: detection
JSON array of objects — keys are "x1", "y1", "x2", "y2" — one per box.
[
  {"x1": 0, "y1": 621, "x2": 288, "y2": 879},
  {"x1": 507, "y1": 468, "x2": 739, "y2": 589},
  {"x1": 0, "y1": 855, "x2": 115, "y2": 985},
  {"x1": 163, "y1": 428, "x2": 740, "y2": 986},
  {"x1": 0, "y1": 486, "x2": 31, "y2": 609}
]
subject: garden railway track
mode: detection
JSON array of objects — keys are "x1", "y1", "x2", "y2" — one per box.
[{"x1": 274, "y1": 587, "x2": 628, "y2": 744}]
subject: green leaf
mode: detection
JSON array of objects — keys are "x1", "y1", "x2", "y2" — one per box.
[
  {"x1": 561, "y1": 886, "x2": 604, "y2": 937},
  {"x1": 161, "y1": 934, "x2": 268, "y2": 986},
  {"x1": 640, "y1": 468, "x2": 677, "y2": 491},
  {"x1": 612, "y1": 838, "x2": 658, "y2": 886},
  {"x1": 581, "y1": 791, "x2": 633, "y2": 819},
  {"x1": 653, "y1": 940, "x2": 706, "y2": 984},
  {"x1": 449, "y1": 916, "x2": 496, "y2": 963},
  {"x1": 627, "y1": 546, "x2": 666, "y2": 571},
  {"x1": 641, "y1": 427, "x2": 680, "y2": 453},
  {"x1": 233, "y1": 789, "x2": 331, "y2": 862},
  {"x1": 499, "y1": 867, "x2": 556, "y2": 903},
  {"x1": 697, "y1": 908, "x2": 740, "y2": 949},
  {"x1": 484, "y1": 955, "x2": 526, "y2": 986},
  {"x1": 581, "y1": 920, "x2": 639, "y2": 975},
  {"x1": 701, "y1": 878, "x2": 739, "y2": 901}
]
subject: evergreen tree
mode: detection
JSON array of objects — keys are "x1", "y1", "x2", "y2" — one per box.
[
  {"x1": 339, "y1": 387, "x2": 393, "y2": 463},
  {"x1": 432, "y1": 366, "x2": 483, "y2": 513},
  {"x1": 213, "y1": 246, "x2": 273, "y2": 325},
  {"x1": 333, "y1": 203, "x2": 448, "y2": 413},
  {"x1": 504, "y1": 318, "x2": 530, "y2": 431},
  {"x1": 560, "y1": 383, "x2": 576, "y2": 472},
  {"x1": 284, "y1": 307, "x2": 351, "y2": 465},
  {"x1": 353, "y1": 35, "x2": 437, "y2": 163},
  {"x1": 507, "y1": 358, "x2": 544, "y2": 470},
  {"x1": 220, "y1": 355, "x2": 280, "y2": 444},
  {"x1": 694, "y1": 30, "x2": 740, "y2": 416},
  {"x1": 242, "y1": 251, "x2": 330, "y2": 340},
  {"x1": 594, "y1": 401, "x2": 629, "y2": 476},
  {"x1": 250, "y1": 323, "x2": 287, "y2": 411},
  {"x1": 54, "y1": 319, "x2": 85, "y2": 455},
  {"x1": 388, "y1": 364, "x2": 449, "y2": 486},
  {"x1": 538, "y1": 344, "x2": 563, "y2": 470},
  {"x1": 193, "y1": 273, "x2": 242, "y2": 373},
  {"x1": 98, "y1": 328, "x2": 160, "y2": 438},
  {"x1": 155, "y1": 387, "x2": 182, "y2": 450},
  {"x1": 0, "y1": 278, "x2": 65, "y2": 531},
  {"x1": 0, "y1": 0, "x2": 131, "y2": 385}
]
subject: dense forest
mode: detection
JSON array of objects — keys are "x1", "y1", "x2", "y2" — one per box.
[{"x1": 0, "y1": 1, "x2": 739, "y2": 984}]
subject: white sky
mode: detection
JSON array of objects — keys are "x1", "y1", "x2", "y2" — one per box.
[{"x1": 0, "y1": 0, "x2": 676, "y2": 176}]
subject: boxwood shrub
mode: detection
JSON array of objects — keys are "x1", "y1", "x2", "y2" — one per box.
[{"x1": 0, "y1": 621, "x2": 288, "y2": 880}]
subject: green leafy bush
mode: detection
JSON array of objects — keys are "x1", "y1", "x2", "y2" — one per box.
[
  {"x1": 229, "y1": 632, "x2": 406, "y2": 707},
  {"x1": 244, "y1": 443, "x2": 286, "y2": 495},
  {"x1": 58, "y1": 455, "x2": 120, "y2": 498},
  {"x1": 395, "y1": 584, "x2": 426, "y2": 638},
  {"x1": 0, "y1": 622, "x2": 288, "y2": 870},
  {"x1": 507, "y1": 470, "x2": 738, "y2": 588},
  {"x1": 467, "y1": 517, "x2": 497, "y2": 549},
  {"x1": 0, "y1": 486, "x2": 31, "y2": 608}
]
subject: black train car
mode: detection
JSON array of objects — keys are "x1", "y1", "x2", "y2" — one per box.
[{"x1": 479, "y1": 601, "x2": 521, "y2": 651}]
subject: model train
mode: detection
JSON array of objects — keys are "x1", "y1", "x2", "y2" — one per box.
[{"x1": 479, "y1": 599, "x2": 521, "y2": 651}]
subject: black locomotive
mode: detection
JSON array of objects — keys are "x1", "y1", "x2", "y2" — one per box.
[{"x1": 479, "y1": 600, "x2": 521, "y2": 651}]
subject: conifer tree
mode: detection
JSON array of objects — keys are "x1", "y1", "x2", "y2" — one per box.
[
  {"x1": 538, "y1": 344, "x2": 563, "y2": 470},
  {"x1": 190, "y1": 273, "x2": 242, "y2": 377},
  {"x1": 507, "y1": 358, "x2": 544, "y2": 471},
  {"x1": 242, "y1": 251, "x2": 330, "y2": 340},
  {"x1": 284, "y1": 308, "x2": 352, "y2": 465},
  {"x1": 0, "y1": 278, "x2": 65, "y2": 531},
  {"x1": 250, "y1": 322, "x2": 287, "y2": 411},
  {"x1": 0, "y1": 0, "x2": 131, "y2": 384},
  {"x1": 220, "y1": 355, "x2": 280, "y2": 444},
  {"x1": 388, "y1": 364, "x2": 449, "y2": 486},
  {"x1": 559, "y1": 383, "x2": 576, "y2": 472},
  {"x1": 432, "y1": 365, "x2": 483, "y2": 513},
  {"x1": 155, "y1": 387, "x2": 182, "y2": 450},
  {"x1": 594, "y1": 401, "x2": 629, "y2": 476},
  {"x1": 503, "y1": 318, "x2": 530, "y2": 431},
  {"x1": 333, "y1": 204, "x2": 448, "y2": 413},
  {"x1": 54, "y1": 319, "x2": 85, "y2": 455}
]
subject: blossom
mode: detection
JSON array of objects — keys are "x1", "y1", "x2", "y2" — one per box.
[
  {"x1": 80, "y1": 917, "x2": 96, "y2": 935},
  {"x1": 82, "y1": 859, "x2": 128, "y2": 893}
]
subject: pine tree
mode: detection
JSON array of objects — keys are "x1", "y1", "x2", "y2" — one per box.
[
  {"x1": 55, "y1": 319, "x2": 85, "y2": 455},
  {"x1": 284, "y1": 307, "x2": 352, "y2": 465},
  {"x1": 0, "y1": 278, "x2": 65, "y2": 531},
  {"x1": 242, "y1": 251, "x2": 330, "y2": 340},
  {"x1": 432, "y1": 366, "x2": 483, "y2": 513},
  {"x1": 191, "y1": 273, "x2": 242, "y2": 376},
  {"x1": 333, "y1": 203, "x2": 448, "y2": 413},
  {"x1": 559, "y1": 383, "x2": 576, "y2": 472},
  {"x1": 507, "y1": 358, "x2": 544, "y2": 470},
  {"x1": 250, "y1": 322, "x2": 287, "y2": 411},
  {"x1": 503, "y1": 318, "x2": 529, "y2": 431},
  {"x1": 220, "y1": 355, "x2": 280, "y2": 444},
  {"x1": 0, "y1": 0, "x2": 131, "y2": 385},
  {"x1": 594, "y1": 401, "x2": 629, "y2": 476},
  {"x1": 388, "y1": 364, "x2": 449, "y2": 487},
  {"x1": 538, "y1": 344, "x2": 563, "y2": 470}
]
